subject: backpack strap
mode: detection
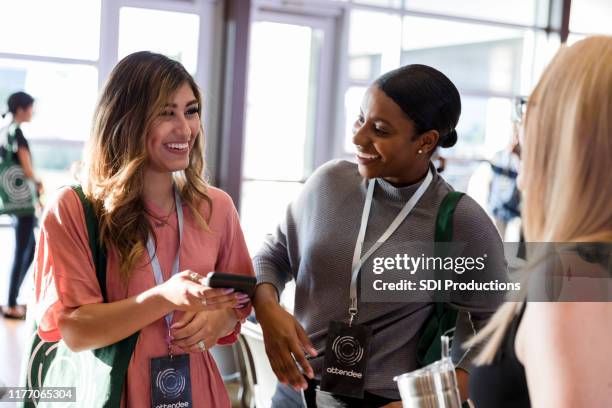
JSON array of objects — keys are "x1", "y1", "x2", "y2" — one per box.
[
  {"x1": 6, "y1": 123, "x2": 19, "y2": 151},
  {"x1": 434, "y1": 191, "x2": 465, "y2": 318},
  {"x1": 417, "y1": 190, "x2": 465, "y2": 366},
  {"x1": 70, "y1": 185, "x2": 108, "y2": 301},
  {"x1": 435, "y1": 191, "x2": 465, "y2": 243}
]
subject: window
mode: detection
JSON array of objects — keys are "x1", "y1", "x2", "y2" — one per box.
[
  {"x1": 404, "y1": 0, "x2": 540, "y2": 26},
  {"x1": 0, "y1": 0, "x2": 101, "y2": 60},
  {"x1": 0, "y1": 59, "x2": 98, "y2": 141},
  {"x1": 343, "y1": 86, "x2": 368, "y2": 152},
  {"x1": 348, "y1": 10, "x2": 402, "y2": 83},
  {"x1": 455, "y1": 96, "x2": 513, "y2": 159},
  {"x1": 401, "y1": 17, "x2": 526, "y2": 95},
  {"x1": 353, "y1": 0, "x2": 402, "y2": 8},
  {"x1": 570, "y1": 0, "x2": 612, "y2": 35},
  {"x1": 118, "y1": 7, "x2": 200, "y2": 74},
  {"x1": 240, "y1": 16, "x2": 333, "y2": 254}
]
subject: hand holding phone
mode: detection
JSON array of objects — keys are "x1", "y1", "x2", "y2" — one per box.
[{"x1": 204, "y1": 272, "x2": 256, "y2": 297}]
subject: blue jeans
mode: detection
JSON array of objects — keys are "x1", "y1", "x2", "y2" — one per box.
[
  {"x1": 8, "y1": 214, "x2": 36, "y2": 307},
  {"x1": 271, "y1": 383, "x2": 306, "y2": 408},
  {"x1": 272, "y1": 379, "x2": 396, "y2": 408}
]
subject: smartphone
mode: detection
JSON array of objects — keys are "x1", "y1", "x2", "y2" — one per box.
[{"x1": 204, "y1": 272, "x2": 257, "y2": 297}]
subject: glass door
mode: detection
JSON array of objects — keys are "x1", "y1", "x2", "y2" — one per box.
[{"x1": 240, "y1": 11, "x2": 336, "y2": 254}]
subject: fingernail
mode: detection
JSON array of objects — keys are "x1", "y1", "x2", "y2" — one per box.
[
  {"x1": 223, "y1": 288, "x2": 235, "y2": 294},
  {"x1": 236, "y1": 293, "x2": 249, "y2": 298}
]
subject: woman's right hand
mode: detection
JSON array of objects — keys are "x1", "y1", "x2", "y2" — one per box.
[
  {"x1": 256, "y1": 301, "x2": 318, "y2": 391},
  {"x1": 158, "y1": 270, "x2": 242, "y2": 312}
]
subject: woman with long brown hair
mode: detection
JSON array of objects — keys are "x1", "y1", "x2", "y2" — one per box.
[
  {"x1": 32, "y1": 51, "x2": 254, "y2": 406},
  {"x1": 467, "y1": 36, "x2": 612, "y2": 407}
]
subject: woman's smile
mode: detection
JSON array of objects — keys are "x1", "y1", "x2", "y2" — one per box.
[
  {"x1": 163, "y1": 141, "x2": 190, "y2": 156},
  {"x1": 356, "y1": 151, "x2": 381, "y2": 165}
]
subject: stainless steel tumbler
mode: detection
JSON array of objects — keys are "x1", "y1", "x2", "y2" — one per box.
[{"x1": 393, "y1": 336, "x2": 462, "y2": 408}]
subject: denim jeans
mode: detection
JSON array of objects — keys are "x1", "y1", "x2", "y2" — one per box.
[{"x1": 7, "y1": 214, "x2": 36, "y2": 307}]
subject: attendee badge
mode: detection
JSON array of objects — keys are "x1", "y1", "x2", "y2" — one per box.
[
  {"x1": 151, "y1": 354, "x2": 193, "y2": 407},
  {"x1": 320, "y1": 321, "x2": 373, "y2": 398}
]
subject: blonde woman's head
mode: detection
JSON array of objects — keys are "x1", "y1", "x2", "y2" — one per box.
[
  {"x1": 468, "y1": 36, "x2": 612, "y2": 364},
  {"x1": 522, "y1": 36, "x2": 612, "y2": 242},
  {"x1": 86, "y1": 51, "x2": 211, "y2": 280}
]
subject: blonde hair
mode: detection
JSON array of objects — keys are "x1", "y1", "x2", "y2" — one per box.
[
  {"x1": 85, "y1": 51, "x2": 212, "y2": 281},
  {"x1": 466, "y1": 36, "x2": 612, "y2": 364}
]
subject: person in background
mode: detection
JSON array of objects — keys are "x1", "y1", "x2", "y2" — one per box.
[
  {"x1": 1, "y1": 91, "x2": 42, "y2": 319},
  {"x1": 467, "y1": 36, "x2": 612, "y2": 408},
  {"x1": 431, "y1": 150, "x2": 447, "y2": 173},
  {"x1": 32, "y1": 52, "x2": 254, "y2": 406},
  {"x1": 487, "y1": 117, "x2": 522, "y2": 241}
]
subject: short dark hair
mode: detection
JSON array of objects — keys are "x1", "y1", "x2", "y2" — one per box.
[
  {"x1": 375, "y1": 64, "x2": 461, "y2": 148},
  {"x1": 6, "y1": 91, "x2": 35, "y2": 115}
]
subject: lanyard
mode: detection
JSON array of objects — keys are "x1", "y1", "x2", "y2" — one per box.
[
  {"x1": 349, "y1": 169, "x2": 433, "y2": 325},
  {"x1": 146, "y1": 187, "x2": 184, "y2": 350}
]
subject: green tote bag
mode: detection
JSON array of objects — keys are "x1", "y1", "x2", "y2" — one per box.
[
  {"x1": 0, "y1": 124, "x2": 36, "y2": 216},
  {"x1": 19, "y1": 186, "x2": 139, "y2": 407}
]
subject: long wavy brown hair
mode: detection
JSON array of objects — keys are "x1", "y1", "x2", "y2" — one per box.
[{"x1": 85, "y1": 51, "x2": 212, "y2": 281}]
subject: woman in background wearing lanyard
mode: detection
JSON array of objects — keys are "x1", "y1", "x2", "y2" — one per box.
[
  {"x1": 466, "y1": 36, "x2": 612, "y2": 408},
  {"x1": 32, "y1": 52, "x2": 254, "y2": 407},
  {"x1": 253, "y1": 64, "x2": 507, "y2": 407}
]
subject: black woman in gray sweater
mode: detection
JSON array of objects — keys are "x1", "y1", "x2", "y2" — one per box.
[{"x1": 253, "y1": 65, "x2": 507, "y2": 408}]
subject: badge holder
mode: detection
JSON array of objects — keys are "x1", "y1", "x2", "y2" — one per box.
[
  {"x1": 147, "y1": 187, "x2": 193, "y2": 407},
  {"x1": 320, "y1": 301, "x2": 372, "y2": 399},
  {"x1": 151, "y1": 336, "x2": 193, "y2": 407}
]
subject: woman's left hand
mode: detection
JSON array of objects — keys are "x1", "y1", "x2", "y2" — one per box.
[{"x1": 170, "y1": 309, "x2": 238, "y2": 352}]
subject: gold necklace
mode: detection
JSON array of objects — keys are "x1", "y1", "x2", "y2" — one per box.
[{"x1": 149, "y1": 201, "x2": 176, "y2": 227}]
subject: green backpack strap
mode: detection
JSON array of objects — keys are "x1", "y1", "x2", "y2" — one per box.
[
  {"x1": 71, "y1": 185, "x2": 109, "y2": 300},
  {"x1": 5, "y1": 123, "x2": 18, "y2": 149},
  {"x1": 435, "y1": 191, "x2": 464, "y2": 243},
  {"x1": 416, "y1": 190, "x2": 465, "y2": 367}
]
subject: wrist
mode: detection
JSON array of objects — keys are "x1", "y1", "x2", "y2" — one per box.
[
  {"x1": 227, "y1": 309, "x2": 239, "y2": 334},
  {"x1": 141, "y1": 285, "x2": 173, "y2": 316},
  {"x1": 227, "y1": 307, "x2": 239, "y2": 323},
  {"x1": 253, "y1": 283, "x2": 280, "y2": 310}
]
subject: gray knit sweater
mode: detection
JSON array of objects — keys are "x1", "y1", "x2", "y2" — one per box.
[{"x1": 254, "y1": 160, "x2": 506, "y2": 399}]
